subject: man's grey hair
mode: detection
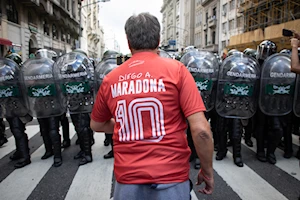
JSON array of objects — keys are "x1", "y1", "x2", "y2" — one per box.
[{"x1": 125, "y1": 12, "x2": 160, "y2": 50}]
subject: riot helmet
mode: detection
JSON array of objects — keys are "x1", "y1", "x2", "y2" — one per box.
[
  {"x1": 158, "y1": 49, "x2": 171, "y2": 58},
  {"x1": 35, "y1": 49, "x2": 55, "y2": 60},
  {"x1": 5, "y1": 53, "x2": 23, "y2": 66},
  {"x1": 227, "y1": 49, "x2": 242, "y2": 57},
  {"x1": 48, "y1": 50, "x2": 58, "y2": 61},
  {"x1": 102, "y1": 50, "x2": 119, "y2": 61},
  {"x1": 183, "y1": 46, "x2": 197, "y2": 54},
  {"x1": 279, "y1": 49, "x2": 291, "y2": 55},
  {"x1": 243, "y1": 48, "x2": 257, "y2": 59},
  {"x1": 256, "y1": 40, "x2": 277, "y2": 61},
  {"x1": 73, "y1": 49, "x2": 88, "y2": 57}
]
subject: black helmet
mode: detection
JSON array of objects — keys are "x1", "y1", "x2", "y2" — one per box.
[
  {"x1": 102, "y1": 50, "x2": 119, "y2": 61},
  {"x1": 73, "y1": 49, "x2": 88, "y2": 57},
  {"x1": 227, "y1": 49, "x2": 242, "y2": 57},
  {"x1": 5, "y1": 53, "x2": 23, "y2": 66},
  {"x1": 279, "y1": 49, "x2": 291, "y2": 55},
  {"x1": 35, "y1": 49, "x2": 56, "y2": 60},
  {"x1": 183, "y1": 46, "x2": 197, "y2": 54},
  {"x1": 256, "y1": 40, "x2": 277, "y2": 60},
  {"x1": 243, "y1": 48, "x2": 257, "y2": 59}
]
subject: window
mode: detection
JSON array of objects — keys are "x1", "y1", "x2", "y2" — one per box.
[
  {"x1": 61, "y1": 30, "x2": 66, "y2": 42},
  {"x1": 52, "y1": 24, "x2": 57, "y2": 39},
  {"x1": 222, "y1": 41, "x2": 226, "y2": 49},
  {"x1": 28, "y1": 12, "x2": 33, "y2": 24},
  {"x1": 237, "y1": 16, "x2": 243, "y2": 28},
  {"x1": 229, "y1": 19, "x2": 234, "y2": 30},
  {"x1": 6, "y1": 0, "x2": 18, "y2": 24},
  {"x1": 60, "y1": 0, "x2": 65, "y2": 8},
  {"x1": 213, "y1": 7, "x2": 217, "y2": 18},
  {"x1": 212, "y1": 31, "x2": 216, "y2": 44},
  {"x1": 206, "y1": 12, "x2": 208, "y2": 23},
  {"x1": 67, "y1": 33, "x2": 71, "y2": 44},
  {"x1": 230, "y1": 0, "x2": 235, "y2": 10},
  {"x1": 223, "y1": 3, "x2": 227, "y2": 13},
  {"x1": 222, "y1": 22, "x2": 227, "y2": 31},
  {"x1": 205, "y1": 32, "x2": 207, "y2": 46},
  {"x1": 43, "y1": 19, "x2": 50, "y2": 36}
]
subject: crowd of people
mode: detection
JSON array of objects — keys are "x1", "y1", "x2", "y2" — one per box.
[{"x1": 0, "y1": 11, "x2": 300, "y2": 199}]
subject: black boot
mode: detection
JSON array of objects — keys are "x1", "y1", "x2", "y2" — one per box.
[
  {"x1": 7, "y1": 117, "x2": 31, "y2": 169},
  {"x1": 232, "y1": 119, "x2": 243, "y2": 167},
  {"x1": 104, "y1": 133, "x2": 112, "y2": 146},
  {"x1": 41, "y1": 133, "x2": 54, "y2": 159},
  {"x1": 48, "y1": 117, "x2": 62, "y2": 167},
  {"x1": 0, "y1": 118, "x2": 8, "y2": 147},
  {"x1": 14, "y1": 158, "x2": 31, "y2": 169},
  {"x1": 296, "y1": 148, "x2": 300, "y2": 159},
  {"x1": 79, "y1": 127, "x2": 93, "y2": 166},
  {"x1": 216, "y1": 116, "x2": 228, "y2": 160},
  {"x1": 71, "y1": 114, "x2": 93, "y2": 166},
  {"x1": 61, "y1": 113, "x2": 70, "y2": 148},
  {"x1": 10, "y1": 136, "x2": 21, "y2": 160},
  {"x1": 10, "y1": 150, "x2": 21, "y2": 160},
  {"x1": 283, "y1": 115, "x2": 293, "y2": 159},
  {"x1": 244, "y1": 118, "x2": 254, "y2": 147},
  {"x1": 104, "y1": 150, "x2": 114, "y2": 159},
  {"x1": 266, "y1": 116, "x2": 284, "y2": 165}
]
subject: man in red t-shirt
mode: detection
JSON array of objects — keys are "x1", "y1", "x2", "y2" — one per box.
[{"x1": 91, "y1": 12, "x2": 214, "y2": 199}]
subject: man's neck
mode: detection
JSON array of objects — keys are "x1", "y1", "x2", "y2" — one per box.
[{"x1": 131, "y1": 49, "x2": 158, "y2": 55}]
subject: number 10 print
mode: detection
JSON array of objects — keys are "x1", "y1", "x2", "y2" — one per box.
[{"x1": 115, "y1": 97, "x2": 166, "y2": 142}]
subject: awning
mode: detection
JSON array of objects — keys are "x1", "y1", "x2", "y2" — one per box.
[{"x1": 0, "y1": 38, "x2": 12, "y2": 46}]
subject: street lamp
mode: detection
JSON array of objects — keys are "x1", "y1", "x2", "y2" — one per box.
[{"x1": 78, "y1": 0, "x2": 110, "y2": 48}]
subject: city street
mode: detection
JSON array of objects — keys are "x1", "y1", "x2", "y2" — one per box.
[{"x1": 0, "y1": 119, "x2": 299, "y2": 200}]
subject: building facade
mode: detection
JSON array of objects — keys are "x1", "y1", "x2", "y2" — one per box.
[
  {"x1": 228, "y1": 0, "x2": 300, "y2": 52},
  {"x1": 161, "y1": 0, "x2": 300, "y2": 55},
  {"x1": 200, "y1": 0, "x2": 219, "y2": 52},
  {"x1": 80, "y1": 0, "x2": 106, "y2": 59},
  {"x1": 219, "y1": 0, "x2": 244, "y2": 54},
  {"x1": 0, "y1": 0, "x2": 82, "y2": 60}
]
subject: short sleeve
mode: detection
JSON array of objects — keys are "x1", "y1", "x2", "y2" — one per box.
[
  {"x1": 91, "y1": 80, "x2": 113, "y2": 122},
  {"x1": 178, "y1": 64, "x2": 206, "y2": 117}
]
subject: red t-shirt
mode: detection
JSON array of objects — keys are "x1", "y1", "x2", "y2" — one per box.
[{"x1": 91, "y1": 52, "x2": 206, "y2": 184}]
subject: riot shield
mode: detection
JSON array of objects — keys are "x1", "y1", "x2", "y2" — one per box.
[
  {"x1": 22, "y1": 57, "x2": 66, "y2": 118},
  {"x1": 94, "y1": 58, "x2": 118, "y2": 94},
  {"x1": 0, "y1": 58, "x2": 29, "y2": 118},
  {"x1": 180, "y1": 50, "x2": 219, "y2": 111},
  {"x1": 259, "y1": 53, "x2": 296, "y2": 116},
  {"x1": 215, "y1": 54, "x2": 260, "y2": 119},
  {"x1": 54, "y1": 52, "x2": 94, "y2": 114}
]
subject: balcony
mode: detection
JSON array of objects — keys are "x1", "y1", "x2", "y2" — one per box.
[
  {"x1": 208, "y1": 16, "x2": 217, "y2": 28},
  {"x1": 203, "y1": 23, "x2": 207, "y2": 31},
  {"x1": 21, "y1": 0, "x2": 39, "y2": 6},
  {"x1": 201, "y1": 0, "x2": 213, "y2": 6}
]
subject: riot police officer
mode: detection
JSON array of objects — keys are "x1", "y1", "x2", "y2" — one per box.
[
  {"x1": 215, "y1": 51, "x2": 260, "y2": 167},
  {"x1": 0, "y1": 54, "x2": 32, "y2": 168},
  {"x1": 97, "y1": 50, "x2": 119, "y2": 158},
  {"x1": 256, "y1": 40, "x2": 295, "y2": 164},
  {"x1": 22, "y1": 49, "x2": 65, "y2": 167},
  {"x1": 180, "y1": 49, "x2": 219, "y2": 169},
  {"x1": 54, "y1": 50, "x2": 94, "y2": 165}
]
